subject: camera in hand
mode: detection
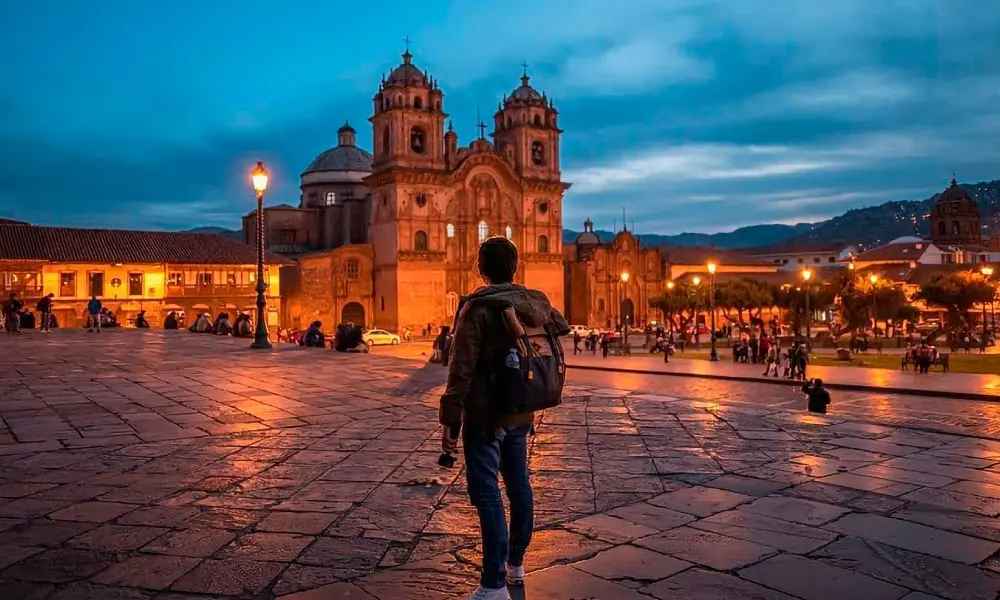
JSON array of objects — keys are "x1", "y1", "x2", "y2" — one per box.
[{"x1": 438, "y1": 424, "x2": 460, "y2": 469}]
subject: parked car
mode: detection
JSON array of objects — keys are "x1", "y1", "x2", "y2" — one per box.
[
  {"x1": 568, "y1": 324, "x2": 593, "y2": 337},
  {"x1": 363, "y1": 329, "x2": 400, "y2": 346}
]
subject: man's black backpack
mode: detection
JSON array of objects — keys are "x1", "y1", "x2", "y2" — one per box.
[{"x1": 488, "y1": 306, "x2": 566, "y2": 415}]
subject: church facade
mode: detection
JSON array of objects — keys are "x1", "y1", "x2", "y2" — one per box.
[{"x1": 245, "y1": 50, "x2": 568, "y2": 333}]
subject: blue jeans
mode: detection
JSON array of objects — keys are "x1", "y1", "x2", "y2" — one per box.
[{"x1": 464, "y1": 423, "x2": 533, "y2": 589}]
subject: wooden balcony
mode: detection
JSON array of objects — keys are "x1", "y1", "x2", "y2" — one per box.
[{"x1": 165, "y1": 284, "x2": 257, "y2": 297}]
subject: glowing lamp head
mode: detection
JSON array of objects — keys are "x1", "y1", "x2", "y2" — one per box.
[
  {"x1": 869, "y1": 274, "x2": 879, "y2": 284},
  {"x1": 707, "y1": 261, "x2": 717, "y2": 275},
  {"x1": 666, "y1": 281, "x2": 675, "y2": 290},
  {"x1": 251, "y1": 161, "x2": 269, "y2": 196},
  {"x1": 982, "y1": 266, "x2": 995, "y2": 277},
  {"x1": 620, "y1": 272, "x2": 630, "y2": 283},
  {"x1": 802, "y1": 269, "x2": 812, "y2": 281},
  {"x1": 692, "y1": 276, "x2": 701, "y2": 286},
  {"x1": 848, "y1": 262, "x2": 855, "y2": 270}
]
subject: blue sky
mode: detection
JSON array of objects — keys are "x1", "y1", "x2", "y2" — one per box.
[{"x1": 1, "y1": 1, "x2": 998, "y2": 234}]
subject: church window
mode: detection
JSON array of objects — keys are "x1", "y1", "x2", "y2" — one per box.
[
  {"x1": 505, "y1": 226, "x2": 513, "y2": 239},
  {"x1": 410, "y1": 126, "x2": 426, "y2": 154},
  {"x1": 446, "y1": 223, "x2": 455, "y2": 238},
  {"x1": 506, "y1": 117, "x2": 512, "y2": 128},
  {"x1": 346, "y1": 259, "x2": 359, "y2": 280},
  {"x1": 325, "y1": 191, "x2": 336, "y2": 205},
  {"x1": 477, "y1": 221, "x2": 489, "y2": 243},
  {"x1": 598, "y1": 299, "x2": 605, "y2": 312},
  {"x1": 531, "y1": 141, "x2": 545, "y2": 166},
  {"x1": 381, "y1": 127, "x2": 390, "y2": 157},
  {"x1": 938, "y1": 221, "x2": 946, "y2": 236},
  {"x1": 538, "y1": 202, "x2": 548, "y2": 215},
  {"x1": 396, "y1": 95, "x2": 402, "y2": 106},
  {"x1": 952, "y1": 221, "x2": 960, "y2": 236},
  {"x1": 415, "y1": 193, "x2": 427, "y2": 208},
  {"x1": 435, "y1": 101, "x2": 441, "y2": 111},
  {"x1": 413, "y1": 96, "x2": 423, "y2": 109},
  {"x1": 414, "y1": 230, "x2": 429, "y2": 251},
  {"x1": 533, "y1": 115, "x2": 542, "y2": 126},
  {"x1": 538, "y1": 234, "x2": 549, "y2": 253},
  {"x1": 381, "y1": 296, "x2": 385, "y2": 311}
]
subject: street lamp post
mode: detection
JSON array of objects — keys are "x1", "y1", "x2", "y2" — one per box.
[
  {"x1": 869, "y1": 273, "x2": 879, "y2": 338},
  {"x1": 692, "y1": 276, "x2": 701, "y2": 349},
  {"x1": 802, "y1": 269, "x2": 812, "y2": 348},
  {"x1": 665, "y1": 280, "x2": 675, "y2": 334},
  {"x1": 707, "y1": 261, "x2": 718, "y2": 361},
  {"x1": 982, "y1": 266, "x2": 994, "y2": 349},
  {"x1": 620, "y1": 271, "x2": 630, "y2": 344},
  {"x1": 250, "y1": 161, "x2": 272, "y2": 350}
]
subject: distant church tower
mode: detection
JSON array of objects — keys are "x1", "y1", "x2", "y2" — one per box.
[{"x1": 929, "y1": 176, "x2": 982, "y2": 247}]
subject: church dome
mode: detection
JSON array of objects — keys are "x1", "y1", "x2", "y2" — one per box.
[
  {"x1": 575, "y1": 231, "x2": 600, "y2": 245},
  {"x1": 387, "y1": 50, "x2": 428, "y2": 86},
  {"x1": 888, "y1": 236, "x2": 924, "y2": 244},
  {"x1": 302, "y1": 145, "x2": 373, "y2": 176},
  {"x1": 511, "y1": 75, "x2": 542, "y2": 101},
  {"x1": 936, "y1": 177, "x2": 978, "y2": 210}
]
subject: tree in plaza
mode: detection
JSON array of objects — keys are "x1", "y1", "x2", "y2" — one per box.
[
  {"x1": 773, "y1": 282, "x2": 836, "y2": 335},
  {"x1": 648, "y1": 279, "x2": 710, "y2": 332},
  {"x1": 713, "y1": 278, "x2": 774, "y2": 327},
  {"x1": 833, "y1": 274, "x2": 911, "y2": 334},
  {"x1": 914, "y1": 271, "x2": 995, "y2": 329}
]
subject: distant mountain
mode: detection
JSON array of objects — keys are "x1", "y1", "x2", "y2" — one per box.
[
  {"x1": 562, "y1": 223, "x2": 813, "y2": 249},
  {"x1": 563, "y1": 179, "x2": 1000, "y2": 251},
  {"x1": 188, "y1": 226, "x2": 243, "y2": 242},
  {"x1": 788, "y1": 179, "x2": 1000, "y2": 249}
]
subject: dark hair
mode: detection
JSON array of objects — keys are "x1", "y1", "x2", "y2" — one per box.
[{"x1": 478, "y1": 236, "x2": 518, "y2": 284}]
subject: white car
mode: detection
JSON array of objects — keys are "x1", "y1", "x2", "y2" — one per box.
[
  {"x1": 568, "y1": 324, "x2": 593, "y2": 337},
  {"x1": 363, "y1": 329, "x2": 400, "y2": 346}
]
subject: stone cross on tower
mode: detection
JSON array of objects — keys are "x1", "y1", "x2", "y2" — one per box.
[{"x1": 477, "y1": 107, "x2": 486, "y2": 139}]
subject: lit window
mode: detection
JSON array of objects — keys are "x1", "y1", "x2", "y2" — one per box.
[
  {"x1": 326, "y1": 191, "x2": 336, "y2": 205},
  {"x1": 478, "y1": 221, "x2": 489, "y2": 243},
  {"x1": 346, "y1": 259, "x2": 359, "y2": 280},
  {"x1": 505, "y1": 226, "x2": 513, "y2": 239},
  {"x1": 446, "y1": 223, "x2": 455, "y2": 238}
]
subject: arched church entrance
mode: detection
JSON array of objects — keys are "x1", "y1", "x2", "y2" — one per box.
[
  {"x1": 341, "y1": 302, "x2": 365, "y2": 327},
  {"x1": 620, "y1": 298, "x2": 635, "y2": 327}
]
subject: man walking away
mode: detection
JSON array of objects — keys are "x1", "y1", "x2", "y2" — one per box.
[
  {"x1": 440, "y1": 236, "x2": 570, "y2": 600},
  {"x1": 87, "y1": 296, "x2": 102, "y2": 333},
  {"x1": 37, "y1": 293, "x2": 54, "y2": 332},
  {"x1": 572, "y1": 329, "x2": 581, "y2": 355}
]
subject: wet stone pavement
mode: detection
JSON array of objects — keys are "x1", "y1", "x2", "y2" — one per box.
[{"x1": 0, "y1": 331, "x2": 999, "y2": 599}]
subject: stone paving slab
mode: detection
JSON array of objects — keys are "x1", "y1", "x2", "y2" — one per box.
[{"x1": 0, "y1": 331, "x2": 1000, "y2": 599}]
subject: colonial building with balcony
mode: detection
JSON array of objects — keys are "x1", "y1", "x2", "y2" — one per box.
[{"x1": 0, "y1": 224, "x2": 287, "y2": 327}]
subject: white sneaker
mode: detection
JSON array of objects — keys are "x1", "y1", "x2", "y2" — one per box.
[
  {"x1": 468, "y1": 586, "x2": 511, "y2": 600},
  {"x1": 506, "y1": 564, "x2": 526, "y2": 586}
]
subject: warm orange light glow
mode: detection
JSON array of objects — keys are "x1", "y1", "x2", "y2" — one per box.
[
  {"x1": 692, "y1": 276, "x2": 701, "y2": 286},
  {"x1": 869, "y1": 274, "x2": 879, "y2": 284},
  {"x1": 707, "y1": 261, "x2": 717, "y2": 274},
  {"x1": 251, "y1": 161, "x2": 269, "y2": 195},
  {"x1": 621, "y1": 272, "x2": 630, "y2": 283},
  {"x1": 983, "y1": 266, "x2": 995, "y2": 277},
  {"x1": 848, "y1": 262, "x2": 855, "y2": 270},
  {"x1": 802, "y1": 269, "x2": 812, "y2": 281},
  {"x1": 666, "y1": 281, "x2": 675, "y2": 290}
]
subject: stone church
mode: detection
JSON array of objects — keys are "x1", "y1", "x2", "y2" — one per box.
[{"x1": 244, "y1": 50, "x2": 568, "y2": 332}]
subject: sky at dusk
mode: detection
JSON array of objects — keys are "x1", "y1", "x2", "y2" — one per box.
[{"x1": 1, "y1": 1, "x2": 998, "y2": 235}]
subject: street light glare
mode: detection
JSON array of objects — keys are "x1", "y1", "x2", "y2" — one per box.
[
  {"x1": 869, "y1": 274, "x2": 879, "y2": 284},
  {"x1": 621, "y1": 272, "x2": 630, "y2": 282},
  {"x1": 983, "y1": 266, "x2": 995, "y2": 277},
  {"x1": 251, "y1": 161, "x2": 269, "y2": 195},
  {"x1": 692, "y1": 276, "x2": 701, "y2": 286},
  {"x1": 802, "y1": 269, "x2": 812, "y2": 281},
  {"x1": 707, "y1": 261, "x2": 717, "y2": 274},
  {"x1": 666, "y1": 281, "x2": 675, "y2": 290}
]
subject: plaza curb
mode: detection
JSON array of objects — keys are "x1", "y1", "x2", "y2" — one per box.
[{"x1": 566, "y1": 363, "x2": 1000, "y2": 403}]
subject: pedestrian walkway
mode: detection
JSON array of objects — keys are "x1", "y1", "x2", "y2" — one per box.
[
  {"x1": 1, "y1": 331, "x2": 1000, "y2": 599},
  {"x1": 566, "y1": 348, "x2": 1000, "y2": 400}
]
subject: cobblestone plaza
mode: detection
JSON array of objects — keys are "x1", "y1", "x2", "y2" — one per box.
[{"x1": 1, "y1": 331, "x2": 999, "y2": 599}]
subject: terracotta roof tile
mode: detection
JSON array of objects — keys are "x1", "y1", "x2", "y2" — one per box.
[
  {"x1": 853, "y1": 241, "x2": 934, "y2": 262},
  {"x1": 659, "y1": 245, "x2": 771, "y2": 266},
  {"x1": 0, "y1": 225, "x2": 291, "y2": 265}
]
